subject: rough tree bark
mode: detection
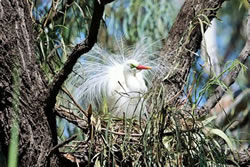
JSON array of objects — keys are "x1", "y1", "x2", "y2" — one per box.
[
  {"x1": 0, "y1": 0, "x2": 249, "y2": 166},
  {"x1": 160, "y1": 0, "x2": 225, "y2": 105},
  {"x1": 0, "y1": 0, "x2": 111, "y2": 166},
  {"x1": 0, "y1": 0, "x2": 59, "y2": 166}
]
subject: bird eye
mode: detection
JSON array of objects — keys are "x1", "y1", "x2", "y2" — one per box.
[{"x1": 130, "y1": 64, "x2": 136, "y2": 69}]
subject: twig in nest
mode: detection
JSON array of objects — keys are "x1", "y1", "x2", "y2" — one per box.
[
  {"x1": 48, "y1": 134, "x2": 78, "y2": 156},
  {"x1": 61, "y1": 87, "x2": 88, "y2": 117},
  {"x1": 101, "y1": 128, "x2": 142, "y2": 137},
  {"x1": 55, "y1": 105, "x2": 88, "y2": 131}
]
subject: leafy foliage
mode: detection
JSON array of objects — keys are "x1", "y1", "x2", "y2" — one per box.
[{"x1": 32, "y1": 0, "x2": 249, "y2": 166}]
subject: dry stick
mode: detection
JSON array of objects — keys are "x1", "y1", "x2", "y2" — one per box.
[
  {"x1": 45, "y1": 0, "x2": 115, "y2": 112},
  {"x1": 203, "y1": 8, "x2": 250, "y2": 112},
  {"x1": 55, "y1": 105, "x2": 88, "y2": 131},
  {"x1": 43, "y1": 0, "x2": 60, "y2": 27},
  {"x1": 48, "y1": 134, "x2": 78, "y2": 156},
  {"x1": 43, "y1": 0, "x2": 74, "y2": 28},
  {"x1": 100, "y1": 128, "x2": 142, "y2": 137},
  {"x1": 215, "y1": 88, "x2": 250, "y2": 127},
  {"x1": 61, "y1": 87, "x2": 88, "y2": 118}
]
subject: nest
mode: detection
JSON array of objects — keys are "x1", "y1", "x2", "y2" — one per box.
[{"x1": 55, "y1": 95, "x2": 231, "y2": 166}]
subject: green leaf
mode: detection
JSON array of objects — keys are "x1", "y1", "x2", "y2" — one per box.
[
  {"x1": 202, "y1": 115, "x2": 216, "y2": 126},
  {"x1": 209, "y1": 128, "x2": 234, "y2": 151},
  {"x1": 94, "y1": 157, "x2": 101, "y2": 167}
]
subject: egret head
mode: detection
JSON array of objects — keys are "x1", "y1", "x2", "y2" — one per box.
[{"x1": 123, "y1": 59, "x2": 151, "y2": 76}]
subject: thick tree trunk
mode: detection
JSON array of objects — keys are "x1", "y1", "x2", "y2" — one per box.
[
  {"x1": 0, "y1": 0, "x2": 110, "y2": 166},
  {"x1": 0, "y1": 0, "x2": 58, "y2": 166},
  {"x1": 0, "y1": 0, "x2": 248, "y2": 166},
  {"x1": 160, "y1": 0, "x2": 225, "y2": 105}
]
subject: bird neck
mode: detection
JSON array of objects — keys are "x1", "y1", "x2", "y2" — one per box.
[
  {"x1": 123, "y1": 69, "x2": 136, "y2": 80},
  {"x1": 123, "y1": 69, "x2": 140, "y2": 89}
]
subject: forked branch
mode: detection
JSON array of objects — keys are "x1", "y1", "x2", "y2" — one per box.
[
  {"x1": 203, "y1": 6, "x2": 250, "y2": 111},
  {"x1": 45, "y1": 0, "x2": 114, "y2": 111}
]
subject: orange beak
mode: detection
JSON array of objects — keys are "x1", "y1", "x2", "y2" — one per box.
[{"x1": 136, "y1": 64, "x2": 151, "y2": 70}]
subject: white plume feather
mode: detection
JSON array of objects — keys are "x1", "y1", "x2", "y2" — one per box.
[{"x1": 74, "y1": 39, "x2": 160, "y2": 117}]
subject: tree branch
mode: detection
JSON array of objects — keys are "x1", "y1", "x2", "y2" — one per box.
[
  {"x1": 159, "y1": 0, "x2": 225, "y2": 105},
  {"x1": 48, "y1": 134, "x2": 78, "y2": 156},
  {"x1": 55, "y1": 105, "x2": 88, "y2": 131},
  {"x1": 45, "y1": 0, "x2": 114, "y2": 112},
  {"x1": 203, "y1": 7, "x2": 250, "y2": 111},
  {"x1": 61, "y1": 87, "x2": 88, "y2": 118},
  {"x1": 43, "y1": 0, "x2": 74, "y2": 28}
]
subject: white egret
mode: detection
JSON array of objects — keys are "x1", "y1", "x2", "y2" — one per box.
[{"x1": 74, "y1": 41, "x2": 158, "y2": 118}]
